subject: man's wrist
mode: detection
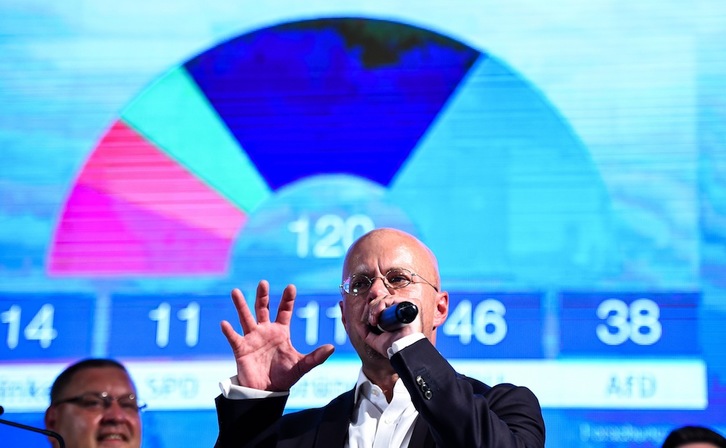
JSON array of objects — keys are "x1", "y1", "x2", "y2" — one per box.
[
  {"x1": 219, "y1": 376, "x2": 289, "y2": 400},
  {"x1": 387, "y1": 332, "x2": 426, "y2": 358}
]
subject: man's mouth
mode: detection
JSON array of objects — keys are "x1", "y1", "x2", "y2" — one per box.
[{"x1": 98, "y1": 432, "x2": 128, "y2": 442}]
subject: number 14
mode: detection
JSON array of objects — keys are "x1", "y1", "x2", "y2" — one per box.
[{"x1": 1, "y1": 304, "x2": 58, "y2": 349}]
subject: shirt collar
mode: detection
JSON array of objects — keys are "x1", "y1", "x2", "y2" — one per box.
[{"x1": 353, "y1": 369, "x2": 410, "y2": 406}]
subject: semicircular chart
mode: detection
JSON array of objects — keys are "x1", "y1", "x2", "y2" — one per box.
[{"x1": 48, "y1": 17, "x2": 613, "y2": 290}]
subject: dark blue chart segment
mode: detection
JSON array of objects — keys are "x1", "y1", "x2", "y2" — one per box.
[
  {"x1": 108, "y1": 294, "x2": 237, "y2": 357},
  {"x1": 560, "y1": 292, "x2": 700, "y2": 356},
  {"x1": 184, "y1": 18, "x2": 480, "y2": 190},
  {"x1": 0, "y1": 293, "x2": 94, "y2": 360},
  {"x1": 437, "y1": 292, "x2": 544, "y2": 359}
]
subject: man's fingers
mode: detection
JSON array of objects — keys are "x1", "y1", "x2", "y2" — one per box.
[
  {"x1": 220, "y1": 320, "x2": 240, "y2": 345},
  {"x1": 230, "y1": 281, "x2": 293, "y2": 333},
  {"x1": 231, "y1": 288, "x2": 256, "y2": 334},
  {"x1": 275, "y1": 284, "x2": 296, "y2": 325},
  {"x1": 254, "y1": 280, "x2": 271, "y2": 324},
  {"x1": 298, "y1": 344, "x2": 335, "y2": 376}
]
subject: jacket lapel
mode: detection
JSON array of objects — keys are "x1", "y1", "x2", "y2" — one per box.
[
  {"x1": 313, "y1": 389, "x2": 356, "y2": 447},
  {"x1": 408, "y1": 416, "x2": 435, "y2": 448}
]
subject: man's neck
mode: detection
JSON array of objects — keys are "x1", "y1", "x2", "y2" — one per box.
[{"x1": 362, "y1": 367, "x2": 399, "y2": 402}]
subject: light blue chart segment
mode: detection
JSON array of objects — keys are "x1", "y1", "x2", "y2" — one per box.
[{"x1": 389, "y1": 54, "x2": 615, "y2": 288}]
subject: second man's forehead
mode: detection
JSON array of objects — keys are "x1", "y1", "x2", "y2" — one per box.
[{"x1": 69, "y1": 368, "x2": 134, "y2": 389}]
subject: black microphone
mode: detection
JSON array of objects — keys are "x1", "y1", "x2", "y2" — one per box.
[
  {"x1": 374, "y1": 301, "x2": 419, "y2": 333},
  {"x1": 0, "y1": 405, "x2": 66, "y2": 448}
]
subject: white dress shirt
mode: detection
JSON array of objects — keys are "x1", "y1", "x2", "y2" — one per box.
[{"x1": 347, "y1": 369, "x2": 418, "y2": 448}]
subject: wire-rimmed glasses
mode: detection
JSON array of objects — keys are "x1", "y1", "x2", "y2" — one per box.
[
  {"x1": 340, "y1": 267, "x2": 439, "y2": 296},
  {"x1": 53, "y1": 391, "x2": 146, "y2": 414}
]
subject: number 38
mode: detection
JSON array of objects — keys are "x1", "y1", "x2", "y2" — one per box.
[{"x1": 596, "y1": 298, "x2": 662, "y2": 346}]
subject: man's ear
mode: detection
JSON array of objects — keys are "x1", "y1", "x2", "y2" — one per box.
[
  {"x1": 433, "y1": 291, "x2": 449, "y2": 328},
  {"x1": 339, "y1": 300, "x2": 347, "y2": 327},
  {"x1": 44, "y1": 405, "x2": 57, "y2": 431}
]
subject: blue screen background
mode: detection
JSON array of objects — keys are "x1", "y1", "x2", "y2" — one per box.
[{"x1": 1, "y1": 2, "x2": 725, "y2": 447}]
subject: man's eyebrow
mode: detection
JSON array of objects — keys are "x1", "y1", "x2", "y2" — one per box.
[{"x1": 346, "y1": 265, "x2": 374, "y2": 275}]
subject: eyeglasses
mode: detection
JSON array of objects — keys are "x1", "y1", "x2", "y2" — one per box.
[
  {"x1": 53, "y1": 392, "x2": 146, "y2": 414},
  {"x1": 340, "y1": 268, "x2": 439, "y2": 296}
]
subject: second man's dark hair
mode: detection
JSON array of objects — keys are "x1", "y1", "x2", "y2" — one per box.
[
  {"x1": 49, "y1": 358, "x2": 129, "y2": 404},
  {"x1": 662, "y1": 425, "x2": 726, "y2": 448}
]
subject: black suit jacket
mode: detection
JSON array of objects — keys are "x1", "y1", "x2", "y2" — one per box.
[{"x1": 215, "y1": 339, "x2": 545, "y2": 447}]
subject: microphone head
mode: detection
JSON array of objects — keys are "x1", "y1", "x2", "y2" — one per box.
[
  {"x1": 375, "y1": 301, "x2": 419, "y2": 333},
  {"x1": 395, "y1": 302, "x2": 418, "y2": 323}
]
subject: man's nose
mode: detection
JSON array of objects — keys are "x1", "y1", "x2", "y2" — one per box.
[
  {"x1": 367, "y1": 276, "x2": 390, "y2": 299},
  {"x1": 101, "y1": 401, "x2": 128, "y2": 421}
]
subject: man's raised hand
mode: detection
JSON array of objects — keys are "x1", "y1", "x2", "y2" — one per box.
[{"x1": 220, "y1": 280, "x2": 335, "y2": 391}]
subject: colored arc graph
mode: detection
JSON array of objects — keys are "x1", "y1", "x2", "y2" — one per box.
[{"x1": 49, "y1": 18, "x2": 604, "y2": 281}]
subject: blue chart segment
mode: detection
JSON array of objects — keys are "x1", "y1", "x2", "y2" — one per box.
[
  {"x1": 0, "y1": 293, "x2": 95, "y2": 360},
  {"x1": 108, "y1": 294, "x2": 236, "y2": 357},
  {"x1": 559, "y1": 292, "x2": 700, "y2": 356},
  {"x1": 437, "y1": 292, "x2": 544, "y2": 358}
]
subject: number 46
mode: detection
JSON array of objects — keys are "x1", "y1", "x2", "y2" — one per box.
[{"x1": 442, "y1": 299, "x2": 508, "y2": 345}]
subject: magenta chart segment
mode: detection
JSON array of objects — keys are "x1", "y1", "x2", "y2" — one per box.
[{"x1": 48, "y1": 120, "x2": 249, "y2": 276}]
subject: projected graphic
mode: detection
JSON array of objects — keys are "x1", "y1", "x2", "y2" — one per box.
[
  {"x1": 48, "y1": 18, "x2": 608, "y2": 290},
  {"x1": 2, "y1": 9, "x2": 724, "y2": 448},
  {"x1": 6, "y1": 14, "x2": 698, "y2": 406}
]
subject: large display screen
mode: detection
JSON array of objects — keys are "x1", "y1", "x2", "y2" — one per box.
[{"x1": 1, "y1": 2, "x2": 725, "y2": 447}]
